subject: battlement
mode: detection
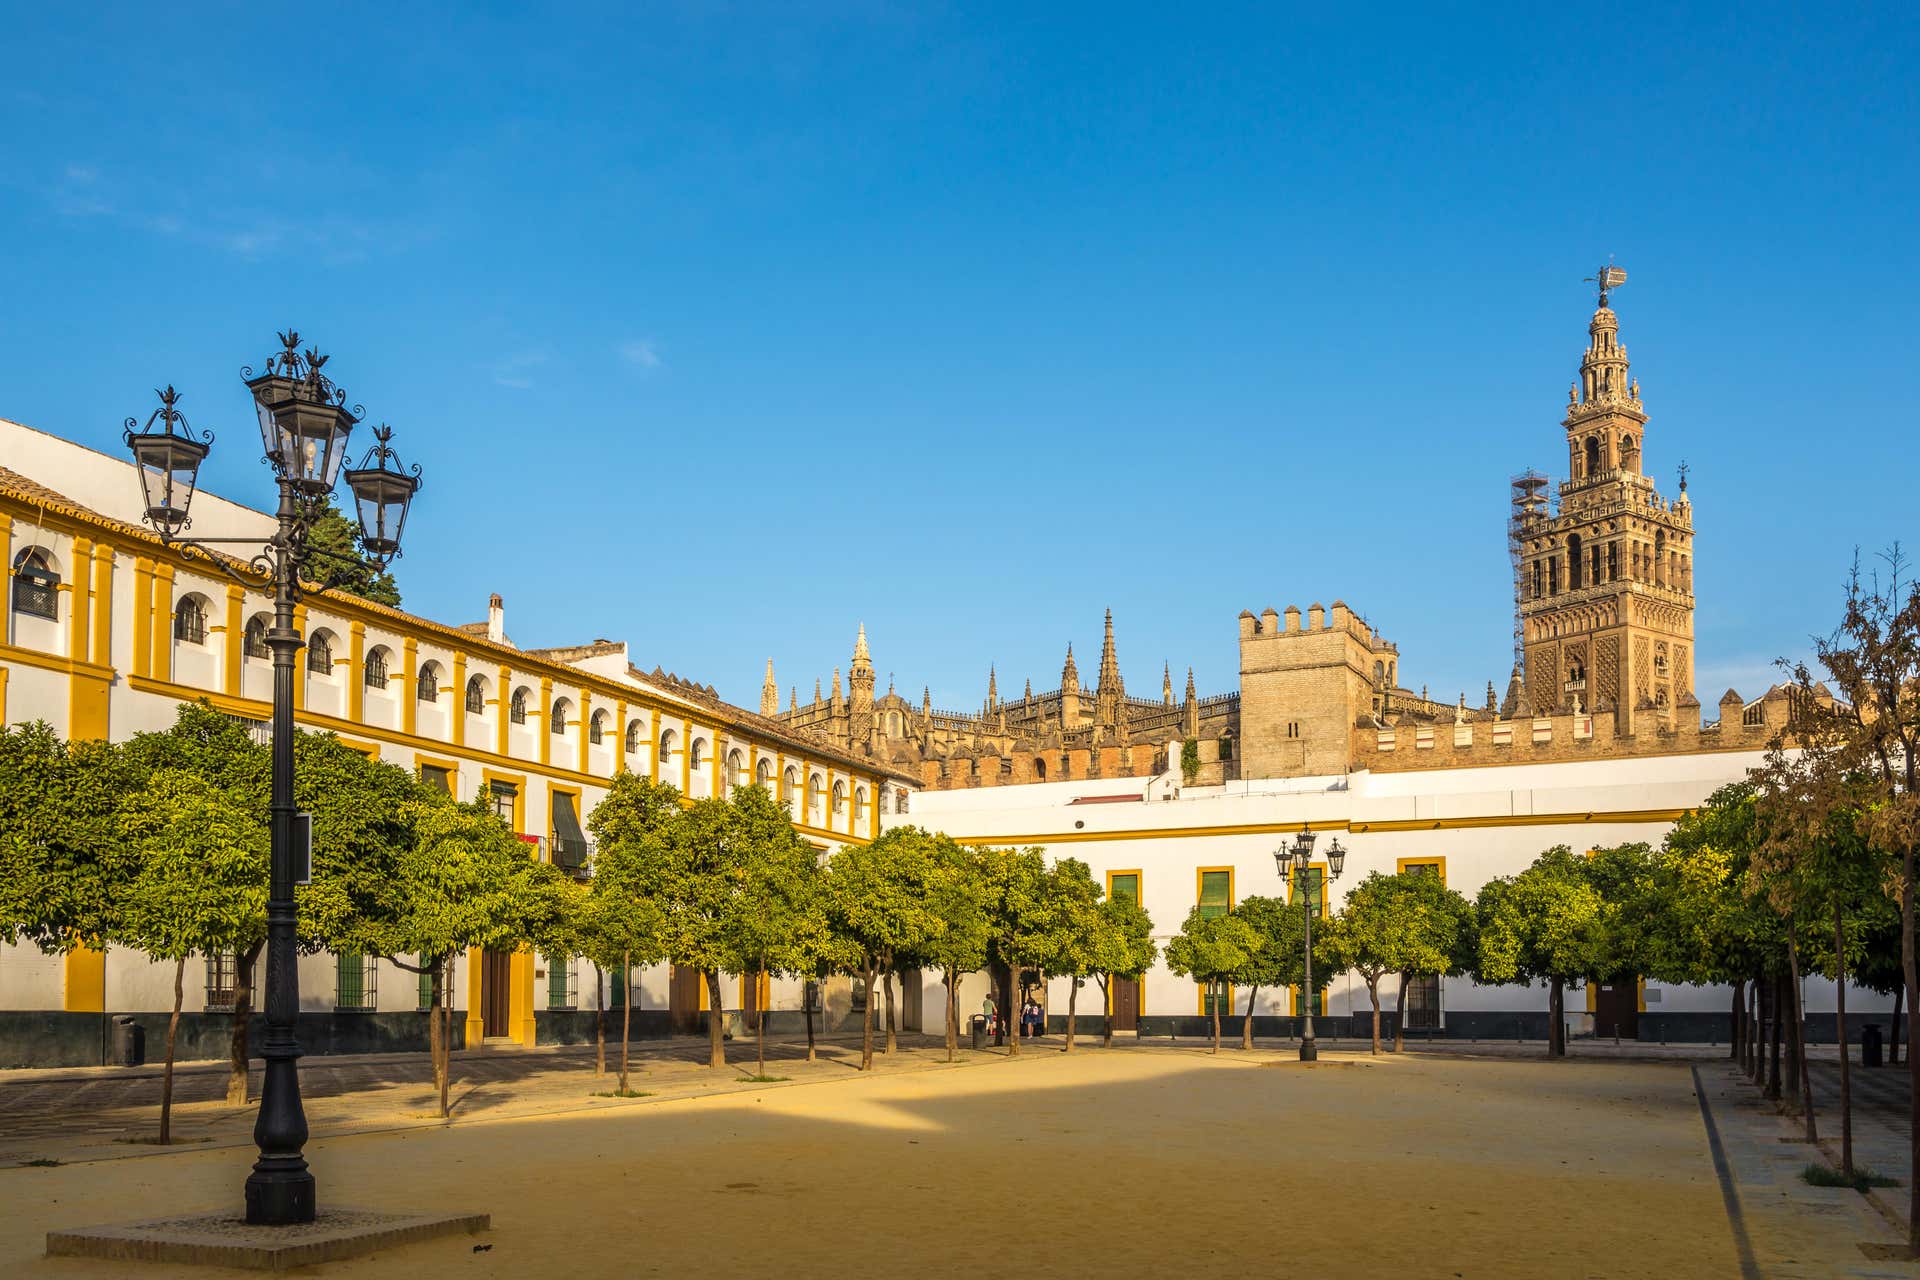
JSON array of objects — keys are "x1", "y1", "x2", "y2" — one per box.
[
  {"x1": 1238, "y1": 599, "x2": 1380, "y2": 646},
  {"x1": 1358, "y1": 686, "x2": 1790, "y2": 773}
]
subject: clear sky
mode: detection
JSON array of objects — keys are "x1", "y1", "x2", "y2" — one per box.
[{"x1": 3, "y1": 3, "x2": 1914, "y2": 713}]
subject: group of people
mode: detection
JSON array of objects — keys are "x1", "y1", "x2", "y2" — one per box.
[{"x1": 981, "y1": 994, "x2": 1048, "y2": 1040}]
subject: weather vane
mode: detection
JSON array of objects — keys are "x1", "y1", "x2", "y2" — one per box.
[
  {"x1": 1585, "y1": 260, "x2": 1627, "y2": 308},
  {"x1": 1677, "y1": 459, "x2": 1689, "y2": 493}
]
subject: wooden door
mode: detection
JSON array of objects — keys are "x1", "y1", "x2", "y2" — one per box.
[
  {"x1": 1593, "y1": 979, "x2": 1639, "y2": 1040},
  {"x1": 669, "y1": 965, "x2": 703, "y2": 1034},
  {"x1": 481, "y1": 950, "x2": 513, "y2": 1037},
  {"x1": 1111, "y1": 977, "x2": 1140, "y2": 1032}
]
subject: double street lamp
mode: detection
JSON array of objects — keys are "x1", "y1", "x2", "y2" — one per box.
[
  {"x1": 1274, "y1": 824, "x2": 1344, "y2": 1061},
  {"x1": 124, "y1": 332, "x2": 421, "y2": 1225}
]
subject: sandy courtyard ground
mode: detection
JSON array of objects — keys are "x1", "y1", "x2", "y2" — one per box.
[{"x1": 3, "y1": 1049, "x2": 1738, "y2": 1279}]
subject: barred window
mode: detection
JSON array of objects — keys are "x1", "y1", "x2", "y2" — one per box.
[
  {"x1": 625, "y1": 720, "x2": 642, "y2": 754},
  {"x1": 335, "y1": 954, "x2": 377, "y2": 1011},
  {"x1": 10, "y1": 548, "x2": 59, "y2": 621},
  {"x1": 545, "y1": 955, "x2": 578, "y2": 1010},
  {"x1": 174, "y1": 595, "x2": 208, "y2": 645},
  {"x1": 551, "y1": 699, "x2": 569, "y2": 735},
  {"x1": 417, "y1": 664, "x2": 439, "y2": 702},
  {"x1": 589, "y1": 711, "x2": 606, "y2": 745},
  {"x1": 364, "y1": 647, "x2": 390, "y2": 688},
  {"x1": 244, "y1": 615, "x2": 272, "y2": 659},
  {"x1": 307, "y1": 629, "x2": 334, "y2": 675},
  {"x1": 204, "y1": 952, "x2": 251, "y2": 1012},
  {"x1": 510, "y1": 688, "x2": 528, "y2": 725},
  {"x1": 466, "y1": 675, "x2": 487, "y2": 714}
]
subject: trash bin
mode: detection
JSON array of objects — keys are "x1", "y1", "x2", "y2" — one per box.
[
  {"x1": 1864, "y1": 1024, "x2": 1884, "y2": 1069},
  {"x1": 969, "y1": 1014, "x2": 988, "y2": 1051},
  {"x1": 110, "y1": 1015, "x2": 145, "y2": 1067}
]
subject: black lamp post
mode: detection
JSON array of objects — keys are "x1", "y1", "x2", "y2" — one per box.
[
  {"x1": 125, "y1": 332, "x2": 420, "y2": 1225},
  {"x1": 1275, "y1": 824, "x2": 1344, "y2": 1061}
]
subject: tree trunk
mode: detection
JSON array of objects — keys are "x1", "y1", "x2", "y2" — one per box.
[
  {"x1": 1787, "y1": 925, "x2": 1816, "y2": 1143},
  {"x1": 1730, "y1": 978, "x2": 1744, "y2": 1063},
  {"x1": 430, "y1": 960, "x2": 451, "y2": 1119},
  {"x1": 1767, "y1": 974, "x2": 1783, "y2": 1100},
  {"x1": 1066, "y1": 979, "x2": 1078, "y2": 1053},
  {"x1": 1902, "y1": 835, "x2": 1918, "y2": 1253},
  {"x1": 1240, "y1": 984, "x2": 1258, "y2": 1050},
  {"x1": 945, "y1": 971, "x2": 958, "y2": 1062},
  {"x1": 1835, "y1": 899, "x2": 1854, "y2": 1177},
  {"x1": 704, "y1": 970, "x2": 726, "y2": 1069},
  {"x1": 1754, "y1": 981, "x2": 1766, "y2": 1083},
  {"x1": 1395, "y1": 971, "x2": 1409, "y2": 1052},
  {"x1": 594, "y1": 963, "x2": 606, "y2": 1076},
  {"x1": 1368, "y1": 976, "x2": 1382, "y2": 1055},
  {"x1": 804, "y1": 980, "x2": 817, "y2": 1063},
  {"x1": 159, "y1": 956, "x2": 184, "y2": 1143},
  {"x1": 1892, "y1": 982, "x2": 1904, "y2": 1067},
  {"x1": 883, "y1": 970, "x2": 898, "y2": 1054},
  {"x1": 860, "y1": 963, "x2": 876, "y2": 1071},
  {"x1": 1785, "y1": 974, "x2": 1803, "y2": 1105},
  {"x1": 619, "y1": 951, "x2": 633, "y2": 1094},
  {"x1": 1099, "y1": 976, "x2": 1113, "y2": 1048},
  {"x1": 1210, "y1": 980, "x2": 1222, "y2": 1054},
  {"x1": 1006, "y1": 962, "x2": 1020, "y2": 1058},
  {"x1": 1548, "y1": 977, "x2": 1564, "y2": 1057},
  {"x1": 226, "y1": 944, "x2": 258, "y2": 1106}
]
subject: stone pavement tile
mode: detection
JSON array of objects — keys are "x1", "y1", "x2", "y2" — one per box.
[{"x1": 1697, "y1": 1062, "x2": 1913, "y2": 1278}]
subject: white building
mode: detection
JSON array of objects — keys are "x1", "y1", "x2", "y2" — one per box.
[{"x1": 0, "y1": 415, "x2": 914, "y2": 1068}]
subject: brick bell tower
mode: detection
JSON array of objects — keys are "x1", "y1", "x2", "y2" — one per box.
[{"x1": 1518, "y1": 267, "x2": 1696, "y2": 734}]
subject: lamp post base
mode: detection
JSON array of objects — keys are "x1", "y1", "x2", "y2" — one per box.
[
  {"x1": 1298, "y1": 1039, "x2": 1318, "y2": 1062},
  {"x1": 245, "y1": 1163, "x2": 316, "y2": 1226}
]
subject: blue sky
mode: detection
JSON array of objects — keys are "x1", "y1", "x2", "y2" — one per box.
[{"x1": 3, "y1": 3, "x2": 1914, "y2": 713}]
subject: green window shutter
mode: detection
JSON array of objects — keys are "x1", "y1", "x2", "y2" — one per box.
[
  {"x1": 417, "y1": 955, "x2": 435, "y2": 1009},
  {"x1": 1110, "y1": 874, "x2": 1138, "y2": 905},
  {"x1": 1292, "y1": 867, "x2": 1326, "y2": 917},
  {"x1": 610, "y1": 965, "x2": 627, "y2": 1008},
  {"x1": 1199, "y1": 870, "x2": 1230, "y2": 919},
  {"x1": 547, "y1": 955, "x2": 572, "y2": 1009},
  {"x1": 336, "y1": 954, "x2": 364, "y2": 1010}
]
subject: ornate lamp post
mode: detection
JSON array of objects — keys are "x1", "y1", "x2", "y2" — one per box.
[
  {"x1": 1275, "y1": 824, "x2": 1344, "y2": 1061},
  {"x1": 125, "y1": 332, "x2": 420, "y2": 1225}
]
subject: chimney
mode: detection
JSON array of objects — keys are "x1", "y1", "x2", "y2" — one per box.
[{"x1": 487, "y1": 593, "x2": 505, "y2": 644}]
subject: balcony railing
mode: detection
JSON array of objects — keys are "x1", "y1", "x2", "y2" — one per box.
[
  {"x1": 12, "y1": 578, "x2": 57, "y2": 620},
  {"x1": 551, "y1": 833, "x2": 593, "y2": 871}
]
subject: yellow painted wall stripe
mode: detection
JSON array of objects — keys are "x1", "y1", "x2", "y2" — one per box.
[{"x1": 951, "y1": 808, "x2": 1693, "y2": 846}]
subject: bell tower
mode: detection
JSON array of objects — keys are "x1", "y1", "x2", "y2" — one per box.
[{"x1": 1517, "y1": 268, "x2": 1696, "y2": 733}]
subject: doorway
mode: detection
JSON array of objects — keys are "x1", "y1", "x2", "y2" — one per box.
[
  {"x1": 669, "y1": 964, "x2": 704, "y2": 1034},
  {"x1": 480, "y1": 949, "x2": 513, "y2": 1038},
  {"x1": 1593, "y1": 978, "x2": 1639, "y2": 1040},
  {"x1": 1110, "y1": 976, "x2": 1140, "y2": 1032}
]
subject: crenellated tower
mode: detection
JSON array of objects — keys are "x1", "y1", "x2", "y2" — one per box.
[{"x1": 1517, "y1": 269, "x2": 1695, "y2": 733}]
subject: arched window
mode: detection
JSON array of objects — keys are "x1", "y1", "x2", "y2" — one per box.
[
  {"x1": 783, "y1": 766, "x2": 799, "y2": 805},
  {"x1": 625, "y1": 720, "x2": 642, "y2": 754},
  {"x1": 1653, "y1": 529, "x2": 1667, "y2": 587},
  {"x1": 364, "y1": 646, "x2": 390, "y2": 688},
  {"x1": 589, "y1": 710, "x2": 607, "y2": 745},
  {"x1": 174, "y1": 595, "x2": 208, "y2": 644},
  {"x1": 689, "y1": 737, "x2": 706, "y2": 769},
  {"x1": 854, "y1": 786, "x2": 869, "y2": 822},
  {"x1": 10, "y1": 548, "x2": 59, "y2": 621},
  {"x1": 1033, "y1": 757, "x2": 1047, "y2": 781},
  {"x1": 658, "y1": 727, "x2": 677, "y2": 764},
  {"x1": 1583, "y1": 436, "x2": 1601, "y2": 477},
  {"x1": 417, "y1": 663, "x2": 440, "y2": 703},
  {"x1": 307, "y1": 629, "x2": 335, "y2": 675},
  {"x1": 1567, "y1": 533, "x2": 1584, "y2": 590},
  {"x1": 465, "y1": 674, "x2": 487, "y2": 714},
  {"x1": 807, "y1": 773, "x2": 823, "y2": 811},
  {"x1": 756, "y1": 758, "x2": 775, "y2": 789},
  {"x1": 725, "y1": 748, "x2": 744, "y2": 791},
  {"x1": 551, "y1": 698, "x2": 571, "y2": 736},
  {"x1": 244, "y1": 614, "x2": 272, "y2": 660},
  {"x1": 831, "y1": 781, "x2": 847, "y2": 815},
  {"x1": 509, "y1": 687, "x2": 529, "y2": 724}
]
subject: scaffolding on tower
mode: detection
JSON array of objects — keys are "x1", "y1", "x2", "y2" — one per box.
[{"x1": 1508, "y1": 469, "x2": 1549, "y2": 675}]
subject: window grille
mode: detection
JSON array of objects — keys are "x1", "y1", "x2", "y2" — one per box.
[
  {"x1": 10, "y1": 549, "x2": 58, "y2": 621},
  {"x1": 416, "y1": 954, "x2": 446, "y2": 1009},
  {"x1": 335, "y1": 954, "x2": 377, "y2": 1011},
  {"x1": 625, "y1": 721, "x2": 642, "y2": 754},
  {"x1": 589, "y1": 714, "x2": 604, "y2": 745},
  {"x1": 244, "y1": 616, "x2": 271, "y2": 659},
  {"x1": 510, "y1": 689, "x2": 528, "y2": 724},
  {"x1": 417, "y1": 666, "x2": 439, "y2": 702},
  {"x1": 175, "y1": 597, "x2": 207, "y2": 644},
  {"x1": 545, "y1": 955, "x2": 578, "y2": 1010},
  {"x1": 551, "y1": 701, "x2": 568, "y2": 735},
  {"x1": 466, "y1": 676, "x2": 486, "y2": 714},
  {"x1": 364, "y1": 648, "x2": 389, "y2": 688},
  {"x1": 205, "y1": 952, "x2": 252, "y2": 1012},
  {"x1": 307, "y1": 632, "x2": 333, "y2": 674}
]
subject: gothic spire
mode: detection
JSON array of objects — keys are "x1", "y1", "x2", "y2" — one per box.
[
  {"x1": 1061, "y1": 642, "x2": 1079, "y2": 691},
  {"x1": 1096, "y1": 608, "x2": 1121, "y2": 692},
  {"x1": 760, "y1": 658, "x2": 778, "y2": 718},
  {"x1": 853, "y1": 622, "x2": 871, "y2": 666},
  {"x1": 1162, "y1": 661, "x2": 1173, "y2": 705},
  {"x1": 1184, "y1": 666, "x2": 1196, "y2": 703},
  {"x1": 790, "y1": 686, "x2": 798, "y2": 713},
  {"x1": 987, "y1": 663, "x2": 998, "y2": 709}
]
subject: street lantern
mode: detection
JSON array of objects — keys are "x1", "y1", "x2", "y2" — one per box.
[
  {"x1": 343, "y1": 425, "x2": 420, "y2": 563},
  {"x1": 124, "y1": 333, "x2": 420, "y2": 1227},
  {"x1": 1277, "y1": 822, "x2": 1340, "y2": 1062},
  {"x1": 1326, "y1": 836, "x2": 1346, "y2": 879},
  {"x1": 244, "y1": 331, "x2": 360, "y2": 494},
  {"x1": 123, "y1": 386, "x2": 209, "y2": 535}
]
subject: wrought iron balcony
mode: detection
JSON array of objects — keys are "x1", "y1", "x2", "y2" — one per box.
[{"x1": 551, "y1": 833, "x2": 593, "y2": 870}]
